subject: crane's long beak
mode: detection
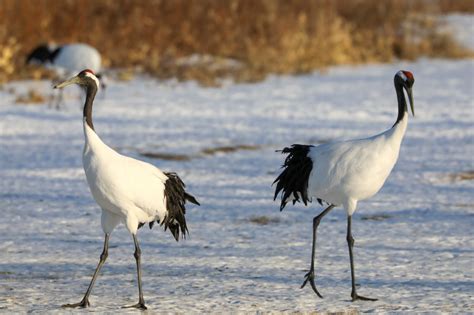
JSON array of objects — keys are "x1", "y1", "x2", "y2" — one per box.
[
  {"x1": 54, "y1": 75, "x2": 80, "y2": 89},
  {"x1": 406, "y1": 86, "x2": 415, "y2": 116}
]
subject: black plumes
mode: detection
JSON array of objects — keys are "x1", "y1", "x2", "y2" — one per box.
[
  {"x1": 273, "y1": 144, "x2": 316, "y2": 211},
  {"x1": 136, "y1": 173, "x2": 199, "y2": 239},
  {"x1": 26, "y1": 44, "x2": 51, "y2": 64},
  {"x1": 25, "y1": 44, "x2": 61, "y2": 65},
  {"x1": 162, "y1": 172, "x2": 200, "y2": 241}
]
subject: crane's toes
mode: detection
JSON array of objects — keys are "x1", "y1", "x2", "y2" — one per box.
[
  {"x1": 351, "y1": 292, "x2": 378, "y2": 302},
  {"x1": 301, "y1": 270, "x2": 323, "y2": 298},
  {"x1": 61, "y1": 299, "x2": 90, "y2": 308},
  {"x1": 122, "y1": 302, "x2": 148, "y2": 310}
]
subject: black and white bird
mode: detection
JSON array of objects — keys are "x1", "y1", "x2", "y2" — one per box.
[
  {"x1": 27, "y1": 43, "x2": 102, "y2": 74},
  {"x1": 27, "y1": 43, "x2": 105, "y2": 107},
  {"x1": 55, "y1": 69, "x2": 199, "y2": 310},
  {"x1": 273, "y1": 70, "x2": 415, "y2": 301}
]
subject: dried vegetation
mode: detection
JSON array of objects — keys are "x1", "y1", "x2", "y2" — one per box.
[{"x1": 0, "y1": 0, "x2": 473, "y2": 85}]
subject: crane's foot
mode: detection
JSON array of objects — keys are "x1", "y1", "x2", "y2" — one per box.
[
  {"x1": 122, "y1": 302, "x2": 147, "y2": 310},
  {"x1": 351, "y1": 291, "x2": 378, "y2": 302},
  {"x1": 301, "y1": 269, "x2": 323, "y2": 298},
  {"x1": 62, "y1": 298, "x2": 90, "y2": 308}
]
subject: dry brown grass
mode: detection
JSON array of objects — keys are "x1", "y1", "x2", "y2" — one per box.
[
  {"x1": 439, "y1": 0, "x2": 474, "y2": 13},
  {"x1": 0, "y1": 0, "x2": 473, "y2": 84},
  {"x1": 14, "y1": 89, "x2": 47, "y2": 104}
]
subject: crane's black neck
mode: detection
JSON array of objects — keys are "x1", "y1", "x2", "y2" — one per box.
[
  {"x1": 83, "y1": 83, "x2": 97, "y2": 131},
  {"x1": 394, "y1": 79, "x2": 407, "y2": 127}
]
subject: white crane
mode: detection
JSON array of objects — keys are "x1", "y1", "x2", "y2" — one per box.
[
  {"x1": 27, "y1": 43, "x2": 102, "y2": 74},
  {"x1": 273, "y1": 70, "x2": 415, "y2": 301},
  {"x1": 26, "y1": 43, "x2": 105, "y2": 107},
  {"x1": 54, "y1": 69, "x2": 199, "y2": 310}
]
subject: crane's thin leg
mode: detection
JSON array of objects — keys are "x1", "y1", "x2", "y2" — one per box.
[
  {"x1": 347, "y1": 215, "x2": 377, "y2": 302},
  {"x1": 301, "y1": 204, "x2": 335, "y2": 298},
  {"x1": 48, "y1": 91, "x2": 54, "y2": 108},
  {"x1": 49, "y1": 89, "x2": 58, "y2": 109},
  {"x1": 56, "y1": 89, "x2": 64, "y2": 110},
  {"x1": 62, "y1": 233, "x2": 110, "y2": 308},
  {"x1": 49, "y1": 79, "x2": 64, "y2": 109},
  {"x1": 123, "y1": 234, "x2": 147, "y2": 310}
]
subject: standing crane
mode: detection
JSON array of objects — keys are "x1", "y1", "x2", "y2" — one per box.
[
  {"x1": 273, "y1": 70, "x2": 415, "y2": 301},
  {"x1": 27, "y1": 43, "x2": 105, "y2": 108},
  {"x1": 55, "y1": 69, "x2": 199, "y2": 310}
]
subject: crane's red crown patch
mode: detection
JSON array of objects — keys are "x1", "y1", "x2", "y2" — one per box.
[{"x1": 402, "y1": 71, "x2": 414, "y2": 81}]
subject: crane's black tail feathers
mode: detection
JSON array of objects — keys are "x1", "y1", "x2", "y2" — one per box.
[
  {"x1": 273, "y1": 144, "x2": 322, "y2": 211},
  {"x1": 137, "y1": 173, "x2": 200, "y2": 240},
  {"x1": 161, "y1": 172, "x2": 200, "y2": 241}
]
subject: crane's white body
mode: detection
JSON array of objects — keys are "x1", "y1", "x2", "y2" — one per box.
[
  {"x1": 83, "y1": 121, "x2": 168, "y2": 235},
  {"x1": 56, "y1": 70, "x2": 196, "y2": 309},
  {"x1": 308, "y1": 112, "x2": 408, "y2": 215},
  {"x1": 51, "y1": 44, "x2": 101, "y2": 77},
  {"x1": 274, "y1": 70, "x2": 414, "y2": 300}
]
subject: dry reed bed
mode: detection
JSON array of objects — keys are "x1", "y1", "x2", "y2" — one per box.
[{"x1": 0, "y1": 0, "x2": 473, "y2": 85}]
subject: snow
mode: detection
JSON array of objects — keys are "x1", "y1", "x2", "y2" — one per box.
[
  {"x1": 1, "y1": 18, "x2": 473, "y2": 314},
  {"x1": 442, "y1": 14, "x2": 474, "y2": 50}
]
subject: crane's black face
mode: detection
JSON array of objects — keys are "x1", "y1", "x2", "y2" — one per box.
[
  {"x1": 396, "y1": 70, "x2": 415, "y2": 116},
  {"x1": 54, "y1": 69, "x2": 100, "y2": 90}
]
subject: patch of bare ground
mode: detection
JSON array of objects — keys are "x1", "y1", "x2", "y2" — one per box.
[
  {"x1": 248, "y1": 215, "x2": 281, "y2": 225},
  {"x1": 448, "y1": 170, "x2": 474, "y2": 182},
  {"x1": 455, "y1": 203, "x2": 474, "y2": 209},
  {"x1": 139, "y1": 152, "x2": 193, "y2": 161},
  {"x1": 360, "y1": 214, "x2": 393, "y2": 221},
  {"x1": 201, "y1": 144, "x2": 261, "y2": 156},
  {"x1": 140, "y1": 144, "x2": 263, "y2": 161}
]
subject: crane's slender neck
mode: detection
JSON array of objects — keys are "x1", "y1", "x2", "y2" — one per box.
[
  {"x1": 394, "y1": 80, "x2": 407, "y2": 127},
  {"x1": 83, "y1": 83, "x2": 97, "y2": 131}
]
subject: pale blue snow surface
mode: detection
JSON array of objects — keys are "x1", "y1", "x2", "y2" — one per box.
[{"x1": 1, "y1": 55, "x2": 473, "y2": 314}]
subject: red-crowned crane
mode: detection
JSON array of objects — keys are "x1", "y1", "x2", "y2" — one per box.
[
  {"x1": 27, "y1": 43, "x2": 106, "y2": 107},
  {"x1": 273, "y1": 70, "x2": 415, "y2": 301},
  {"x1": 55, "y1": 69, "x2": 199, "y2": 310}
]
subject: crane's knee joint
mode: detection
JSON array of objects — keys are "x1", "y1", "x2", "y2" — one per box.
[
  {"x1": 313, "y1": 216, "x2": 323, "y2": 226},
  {"x1": 346, "y1": 234, "x2": 355, "y2": 247},
  {"x1": 134, "y1": 248, "x2": 141, "y2": 260},
  {"x1": 100, "y1": 250, "x2": 108, "y2": 261}
]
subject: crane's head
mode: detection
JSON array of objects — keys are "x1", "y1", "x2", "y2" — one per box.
[
  {"x1": 395, "y1": 70, "x2": 415, "y2": 116},
  {"x1": 54, "y1": 69, "x2": 100, "y2": 90}
]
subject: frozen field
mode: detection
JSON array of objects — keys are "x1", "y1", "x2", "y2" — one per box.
[
  {"x1": 1, "y1": 16, "x2": 473, "y2": 313},
  {"x1": 1, "y1": 58, "x2": 472, "y2": 313}
]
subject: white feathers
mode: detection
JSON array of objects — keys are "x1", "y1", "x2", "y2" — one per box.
[
  {"x1": 52, "y1": 44, "x2": 101, "y2": 77},
  {"x1": 308, "y1": 112, "x2": 408, "y2": 215},
  {"x1": 84, "y1": 72, "x2": 100, "y2": 89},
  {"x1": 82, "y1": 122, "x2": 168, "y2": 234}
]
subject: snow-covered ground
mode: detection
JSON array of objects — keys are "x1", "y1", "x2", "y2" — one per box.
[
  {"x1": 1, "y1": 59, "x2": 472, "y2": 314},
  {"x1": 1, "y1": 21, "x2": 473, "y2": 315}
]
